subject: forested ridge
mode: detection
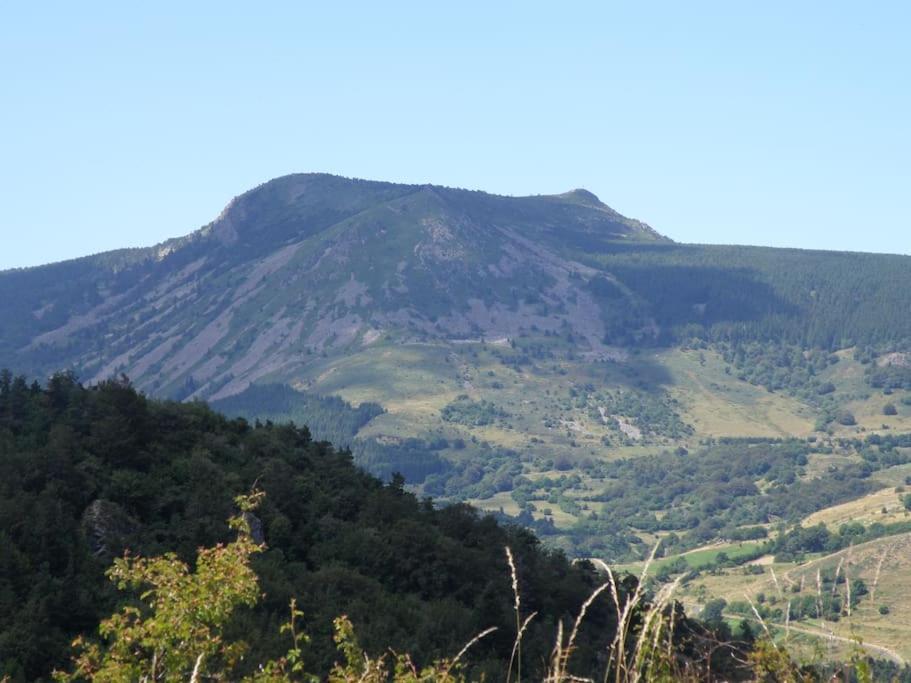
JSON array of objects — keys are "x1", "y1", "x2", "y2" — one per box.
[
  {"x1": 580, "y1": 243, "x2": 911, "y2": 349},
  {"x1": 0, "y1": 371, "x2": 681, "y2": 681}
]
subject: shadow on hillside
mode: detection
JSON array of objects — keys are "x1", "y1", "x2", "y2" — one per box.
[
  {"x1": 609, "y1": 262, "x2": 800, "y2": 328},
  {"x1": 599, "y1": 351, "x2": 676, "y2": 391}
]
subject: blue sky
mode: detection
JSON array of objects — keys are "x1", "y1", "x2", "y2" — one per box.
[{"x1": 1, "y1": 2, "x2": 908, "y2": 269}]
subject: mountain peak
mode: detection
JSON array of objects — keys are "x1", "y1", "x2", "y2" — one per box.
[
  {"x1": 0, "y1": 173, "x2": 673, "y2": 400},
  {"x1": 560, "y1": 188, "x2": 604, "y2": 207},
  {"x1": 192, "y1": 174, "x2": 665, "y2": 257}
]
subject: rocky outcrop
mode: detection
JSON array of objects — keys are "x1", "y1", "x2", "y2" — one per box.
[
  {"x1": 243, "y1": 512, "x2": 265, "y2": 545},
  {"x1": 80, "y1": 499, "x2": 139, "y2": 560}
]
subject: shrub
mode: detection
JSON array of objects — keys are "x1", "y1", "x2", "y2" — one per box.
[{"x1": 836, "y1": 410, "x2": 857, "y2": 426}]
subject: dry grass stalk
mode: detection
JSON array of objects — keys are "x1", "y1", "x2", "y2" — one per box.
[
  {"x1": 784, "y1": 600, "x2": 791, "y2": 640},
  {"x1": 506, "y1": 546, "x2": 524, "y2": 683},
  {"x1": 831, "y1": 558, "x2": 844, "y2": 596},
  {"x1": 568, "y1": 583, "x2": 610, "y2": 651},
  {"x1": 844, "y1": 563, "x2": 852, "y2": 618},
  {"x1": 815, "y1": 568, "x2": 824, "y2": 624},
  {"x1": 442, "y1": 626, "x2": 498, "y2": 677},
  {"x1": 744, "y1": 593, "x2": 775, "y2": 647},
  {"x1": 189, "y1": 653, "x2": 204, "y2": 683},
  {"x1": 552, "y1": 581, "x2": 612, "y2": 679},
  {"x1": 509, "y1": 612, "x2": 538, "y2": 682},
  {"x1": 770, "y1": 566, "x2": 783, "y2": 599},
  {"x1": 602, "y1": 565, "x2": 624, "y2": 683},
  {"x1": 603, "y1": 542, "x2": 662, "y2": 683},
  {"x1": 631, "y1": 575, "x2": 683, "y2": 681},
  {"x1": 871, "y1": 543, "x2": 892, "y2": 601},
  {"x1": 549, "y1": 620, "x2": 565, "y2": 683},
  {"x1": 546, "y1": 579, "x2": 612, "y2": 681},
  {"x1": 665, "y1": 593, "x2": 678, "y2": 664}
]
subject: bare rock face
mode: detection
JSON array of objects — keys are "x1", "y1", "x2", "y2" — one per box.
[
  {"x1": 243, "y1": 511, "x2": 266, "y2": 545},
  {"x1": 80, "y1": 499, "x2": 139, "y2": 560},
  {"x1": 878, "y1": 352, "x2": 910, "y2": 368}
]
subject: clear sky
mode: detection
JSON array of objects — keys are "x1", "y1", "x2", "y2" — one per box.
[{"x1": 1, "y1": 2, "x2": 909, "y2": 270}]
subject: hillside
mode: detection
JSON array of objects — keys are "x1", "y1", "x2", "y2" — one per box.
[
  {"x1": 4, "y1": 373, "x2": 909, "y2": 680},
  {"x1": 676, "y1": 531, "x2": 911, "y2": 667},
  {"x1": 0, "y1": 372, "x2": 639, "y2": 681},
  {"x1": 3, "y1": 174, "x2": 911, "y2": 565},
  {"x1": 0, "y1": 174, "x2": 665, "y2": 396},
  {"x1": 611, "y1": 454, "x2": 911, "y2": 668}
]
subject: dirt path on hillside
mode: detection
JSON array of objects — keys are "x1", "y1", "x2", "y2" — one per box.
[
  {"x1": 580, "y1": 556, "x2": 907, "y2": 666},
  {"x1": 740, "y1": 616, "x2": 905, "y2": 665}
]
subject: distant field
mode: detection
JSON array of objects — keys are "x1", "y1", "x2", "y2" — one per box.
[
  {"x1": 291, "y1": 342, "x2": 909, "y2": 468},
  {"x1": 298, "y1": 343, "x2": 826, "y2": 460},
  {"x1": 802, "y1": 487, "x2": 911, "y2": 528},
  {"x1": 679, "y1": 531, "x2": 911, "y2": 665},
  {"x1": 819, "y1": 351, "x2": 911, "y2": 434},
  {"x1": 617, "y1": 540, "x2": 765, "y2": 576},
  {"x1": 873, "y1": 462, "x2": 911, "y2": 487},
  {"x1": 658, "y1": 348, "x2": 816, "y2": 438},
  {"x1": 261, "y1": 340, "x2": 911, "y2": 558}
]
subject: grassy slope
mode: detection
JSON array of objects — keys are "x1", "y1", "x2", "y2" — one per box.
[
  {"x1": 617, "y1": 541, "x2": 765, "y2": 575},
  {"x1": 802, "y1": 487, "x2": 911, "y2": 528},
  {"x1": 264, "y1": 343, "x2": 911, "y2": 531},
  {"x1": 819, "y1": 350, "x2": 911, "y2": 433},
  {"x1": 675, "y1": 527, "x2": 911, "y2": 664},
  {"x1": 658, "y1": 348, "x2": 815, "y2": 438},
  {"x1": 276, "y1": 338, "x2": 911, "y2": 664},
  {"x1": 305, "y1": 344, "x2": 911, "y2": 459}
]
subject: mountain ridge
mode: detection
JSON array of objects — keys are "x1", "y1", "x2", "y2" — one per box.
[{"x1": 0, "y1": 173, "x2": 671, "y2": 399}]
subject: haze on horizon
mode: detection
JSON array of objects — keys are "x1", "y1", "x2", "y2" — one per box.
[{"x1": 1, "y1": 1, "x2": 909, "y2": 270}]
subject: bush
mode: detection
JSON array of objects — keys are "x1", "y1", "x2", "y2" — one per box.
[
  {"x1": 701, "y1": 598, "x2": 727, "y2": 625},
  {"x1": 884, "y1": 403, "x2": 898, "y2": 416},
  {"x1": 817, "y1": 382, "x2": 836, "y2": 395},
  {"x1": 836, "y1": 410, "x2": 857, "y2": 426},
  {"x1": 440, "y1": 396, "x2": 508, "y2": 426}
]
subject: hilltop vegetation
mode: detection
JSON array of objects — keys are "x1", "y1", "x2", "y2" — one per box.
[
  {"x1": 580, "y1": 243, "x2": 911, "y2": 350},
  {"x1": 0, "y1": 372, "x2": 627, "y2": 681}
]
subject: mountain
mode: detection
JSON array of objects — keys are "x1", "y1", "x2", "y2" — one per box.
[
  {"x1": 0, "y1": 174, "x2": 666, "y2": 399},
  {"x1": 6, "y1": 174, "x2": 911, "y2": 671},
  {"x1": 4, "y1": 173, "x2": 911, "y2": 401},
  {"x1": 3, "y1": 173, "x2": 911, "y2": 563}
]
